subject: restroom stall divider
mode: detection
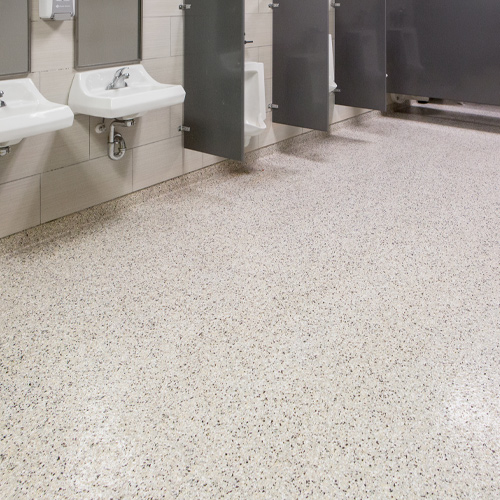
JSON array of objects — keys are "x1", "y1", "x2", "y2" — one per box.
[
  {"x1": 335, "y1": 0, "x2": 387, "y2": 111},
  {"x1": 271, "y1": 0, "x2": 330, "y2": 131},
  {"x1": 183, "y1": 0, "x2": 245, "y2": 162},
  {"x1": 386, "y1": 0, "x2": 500, "y2": 106}
]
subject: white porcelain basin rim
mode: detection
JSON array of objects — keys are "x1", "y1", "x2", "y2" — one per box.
[
  {"x1": 68, "y1": 64, "x2": 186, "y2": 119},
  {"x1": 0, "y1": 78, "x2": 74, "y2": 146}
]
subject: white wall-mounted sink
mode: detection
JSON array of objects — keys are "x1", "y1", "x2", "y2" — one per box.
[
  {"x1": 0, "y1": 78, "x2": 74, "y2": 147},
  {"x1": 68, "y1": 64, "x2": 186, "y2": 119}
]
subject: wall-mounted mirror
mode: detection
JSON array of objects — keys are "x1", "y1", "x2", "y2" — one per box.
[
  {"x1": 0, "y1": 0, "x2": 30, "y2": 78},
  {"x1": 76, "y1": 0, "x2": 142, "y2": 70}
]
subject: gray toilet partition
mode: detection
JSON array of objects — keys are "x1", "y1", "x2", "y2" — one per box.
[
  {"x1": 386, "y1": 0, "x2": 500, "y2": 106},
  {"x1": 335, "y1": 0, "x2": 500, "y2": 109},
  {"x1": 183, "y1": 0, "x2": 245, "y2": 162},
  {"x1": 271, "y1": 0, "x2": 330, "y2": 131},
  {"x1": 182, "y1": 0, "x2": 500, "y2": 161},
  {"x1": 183, "y1": 0, "x2": 333, "y2": 161},
  {"x1": 335, "y1": 0, "x2": 388, "y2": 112}
]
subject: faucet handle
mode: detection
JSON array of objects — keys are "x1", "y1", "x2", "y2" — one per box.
[
  {"x1": 115, "y1": 67, "x2": 129, "y2": 77},
  {"x1": 0, "y1": 91, "x2": 4, "y2": 98}
]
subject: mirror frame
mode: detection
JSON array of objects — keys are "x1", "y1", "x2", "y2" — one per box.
[
  {"x1": 75, "y1": 0, "x2": 143, "y2": 71},
  {"x1": 0, "y1": 0, "x2": 31, "y2": 79}
]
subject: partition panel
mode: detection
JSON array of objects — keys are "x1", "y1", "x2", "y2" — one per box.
[
  {"x1": 387, "y1": 0, "x2": 500, "y2": 105},
  {"x1": 272, "y1": 0, "x2": 330, "y2": 131},
  {"x1": 335, "y1": 0, "x2": 387, "y2": 111},
  {"x1": 183, "y1": 0, "x2": 244, "y2": 161}
]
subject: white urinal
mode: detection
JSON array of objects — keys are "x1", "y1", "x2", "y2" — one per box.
[{"x1": 244, "y1": 62, "x2": 266, "y2": 147}]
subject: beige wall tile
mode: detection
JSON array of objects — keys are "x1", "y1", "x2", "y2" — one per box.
[
  {"x1": 133, "y1": 137, "x2": 184, "y2": 191},
  {"x1": 31, "y1": 20, "x2": 74, "y2": 72},
  {"x1": 142, "y1": 17, "x2": 171, "y2": 60},
  {"x1": 0, "y1": 115, "x2": 90, "y2": 185},
  {"x1": 245, "y1": 46, "x2": 259, "y2": 63},
  {"x1": 31, "y1": 0, "x2": 41, "y2": 21},
  {"x1": 39, "y1": 69, "x2": 76, "y2": 105},
  {"x1": 142, "y1": 57, "x2": 183, "y2": 86},
  {"x1": 245, "y1": 14, "x2": 272, "y2": 47},
  {"x1": 265, "y1": 78, "x2": 272, "y2": 113},
  {"x1": 331, "y1": 104, "x2": 370, "y2": 125},
  {"x1": 246, "y1": 0, "x2": 259, "y2": 14},
  {"x1": 0, "y1": 176, "x2": 40, "y2": 238},
  {"x1": 143, "y1": 0, "x2": 182, "y2": 17},
  {"x1": 328, "y1": 94, "x2": 336, "y2": 124},
  {"x1": 245, "y1": 135, "x2": 260, "y2": 153},
  {"x1": 170, "y1": 104, "x2": 184, "y2": 138},
  {"x1": 183, "y1": 148, "x2": 203, "y2": 175},
  {"x1": 41, "y1": 155, "x2": 133, "y2": 223},
  {"x1": 23, "y1": 73, "x2": 40, "y2": 89},
  {"x1": 202, "y1": 153, "x2": 225, "y2": 168},
  {"x1": 258, "y1": 46, "x2": 272, "y2": 79},
  {"x1": 259, "y1": 116, "x2": 303, "y2": 148},
  {"x1": 89, "y1": 108, "x2": 172, "y2": 159},
  {"x1": 171, "y1": 16, "x2": 184, "y2": 57},
  {"x1": 258, "y1": 1, "x2": 274, "y2": 14}
]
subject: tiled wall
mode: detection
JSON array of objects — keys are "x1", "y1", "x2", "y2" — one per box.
[{"x1": 0, "y1": 0, "x2": 367, "y2": 239}]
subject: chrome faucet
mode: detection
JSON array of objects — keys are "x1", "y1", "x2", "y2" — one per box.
[
  {"x1": 0, "y1": 90, "x2": 5, "y2": 107},
  {"x1": 106, "y1": 67, "x2": 130, "y2": 90}
]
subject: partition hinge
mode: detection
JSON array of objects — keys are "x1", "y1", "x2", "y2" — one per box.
[
  {"x1": 331, "y1": 2, "x2": 341, "y2": 8},
  {"x1": 179, "y1": 4, "x2": 191, "y2": 10},
  {"x1": 333, "y1": 88, "x2": 341, "y2": 93},
  {"x1": 178, "y1": 125, "x2": 191, "y2": 132},
  {"x1": 268, "y1": 3, "x2": 279, "y2": 8},
  {"x1": 268, "y1": 104, "x2": 279, "y2": 110}
]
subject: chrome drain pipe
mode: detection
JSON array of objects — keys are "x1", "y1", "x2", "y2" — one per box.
[{"x1": 107, "y1": 119, "x2": 135, "y2": 161}]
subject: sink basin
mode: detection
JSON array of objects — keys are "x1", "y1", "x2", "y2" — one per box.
[
  {"x1": 68, "y1": 64, "x2": 186, "y2": 119},
  {"x1": 0, "y1": 78, "x2": 74, "y2": 147}
]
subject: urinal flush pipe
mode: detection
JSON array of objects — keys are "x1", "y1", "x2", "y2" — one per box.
[{"x1": 108, "y1": 119, "x2": 135, "y2": 161}]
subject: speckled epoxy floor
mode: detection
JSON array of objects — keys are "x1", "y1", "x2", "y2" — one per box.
[{"x1": 1, "y1": 104, "x2": 499, "y2": 499}]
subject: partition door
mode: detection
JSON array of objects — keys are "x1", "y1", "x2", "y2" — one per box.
[
  {"x1": 183, "y1": 0, "x2": 244, "y2": 161},
  {"x1": 272, "y1": 0, "x2": 330, "y2": 131},
  {"x1": 335, "y1": 0, "x2": 387, "y2": 111}
]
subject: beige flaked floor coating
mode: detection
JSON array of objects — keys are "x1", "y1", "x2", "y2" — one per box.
[{"x1": 1, "y1": 104, "x2": 499, "y2": 499}]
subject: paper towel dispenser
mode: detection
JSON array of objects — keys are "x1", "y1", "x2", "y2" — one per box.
[{"x1": 40, "y1": 0, "x2": 75, "y2": 21}]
